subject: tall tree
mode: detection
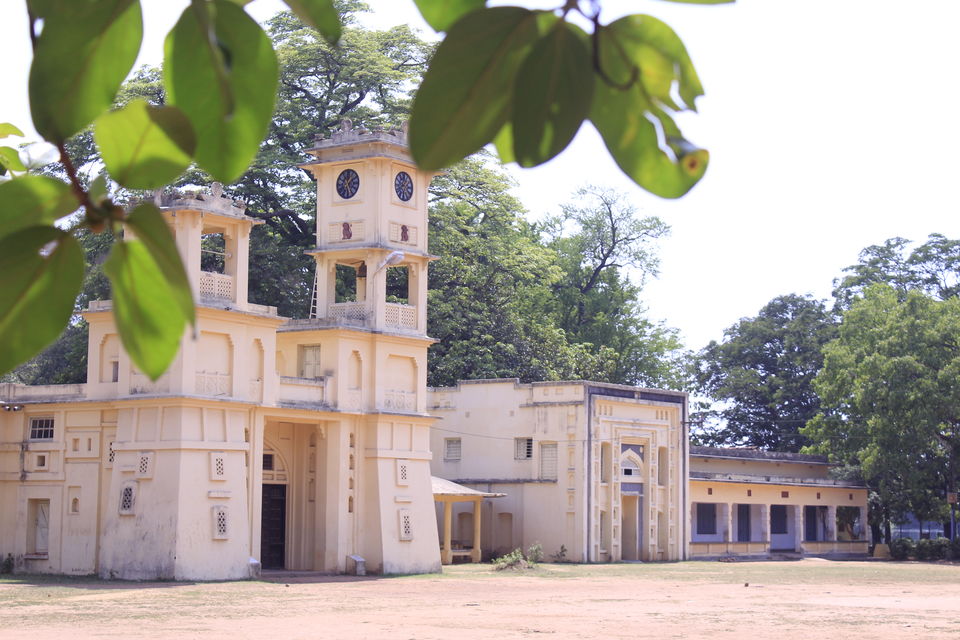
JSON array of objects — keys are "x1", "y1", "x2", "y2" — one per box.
[
  {"x1": 803, "y1": 285, "x2": 960, "y2": 541},
  {"x1": 694, "y1": 294, "x2": 836, "y2": 452},
  {"x1": 833, "y1": 233, "x2": 960, "y2": 308},
  {"x1": 540, "y1": 186, "x2": 684, "y2": 388}
]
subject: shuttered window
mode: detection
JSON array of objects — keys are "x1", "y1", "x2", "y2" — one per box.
[
  {"x1": 299, "y1": 345, "x2": 322, "y2": 378},
  {"x1": 540, "y1": 443, "x2": 558, "y2": 480},
  {"x1": 444, "y1": 438, "x2": 461, "y2": 461},
  {"x1": 514, "y1": 437, "x2": 533, "y2": 460}
]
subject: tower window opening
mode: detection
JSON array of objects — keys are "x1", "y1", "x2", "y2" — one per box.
[
  {"x1": 386, "y1": 266, "x2": 409, "y2": 304},
  {"x1": 200, "y1": 232, "x2": 226, "y2": 273},
  {"x1": 335, "y1": 263, "x2": 358, "y2": 302}
]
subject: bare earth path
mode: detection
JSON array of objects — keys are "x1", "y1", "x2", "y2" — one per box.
[{"x1": 1, "y1": 560, "x2": 958, "y2": 639}]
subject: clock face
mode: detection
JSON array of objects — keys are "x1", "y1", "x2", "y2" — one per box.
[
  {"x1": 336, "y1": 169, "x2": 360, "y2": 199},
  {"x1": 394, "y1": 171, "x2": 414, "y2": 202}
]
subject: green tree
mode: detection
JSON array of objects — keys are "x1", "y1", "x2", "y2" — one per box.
[
  {"x1": 833, "y1": 233, "x2": 960, "y2": 309},
  {"x1": 694, "y1": 294, "x2": 837, "y2": 452},
  {"x1": 804, "y1": 285, "x2": 960, "y2": 541},
  {"x1": 426, "y1": 156, "x2": 618, "y2": 386},
  {"x1": 541, "y1": 186, "x2": 684, "y2": 387}
]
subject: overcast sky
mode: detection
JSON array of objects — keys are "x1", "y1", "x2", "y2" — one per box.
[{"x1": 2, "y1": 1, "x2": 958, "y2": 351}]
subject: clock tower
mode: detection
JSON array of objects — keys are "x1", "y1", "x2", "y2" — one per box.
[{"x1": 273, "y1": 120, "x2": 440, "y2": 574}]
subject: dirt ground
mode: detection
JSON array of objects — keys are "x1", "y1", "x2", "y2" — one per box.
[{"x1": 1, "y1": 560, "x2": 958, "y2": 639}]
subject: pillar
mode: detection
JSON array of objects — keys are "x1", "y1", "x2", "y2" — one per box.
[
  {"x1": 442, "y1": 500, "x2": 453, "y2": 565},
  {"x1": 759, "y1": 504, "x2": 769, "y2": 552},
  {"x1": 472, "y1": 498, "x2": 482, "y2": 563},
  {"x1": 858, "y1": 506, "x2": 868, "y2": 541},
  {"x1": 724, "y1": 503, "x2": 733, "y2": 545},
  {"x1": 794, "y1": 505, "x2": 803, "y2": 552},
  {"x1": 826, "y1": 505, "x2": 837, "y2": 541}
]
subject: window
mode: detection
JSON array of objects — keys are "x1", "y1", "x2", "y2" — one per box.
[
  {"x1": 262, "y1": 453, "x2": 274, "y2": 471},
  {"x1": 29, "y1": 417, "x2": 54, "y2": 441},
  {"x1": 696, "y1": 503, "x2": 717, "y2": 535},
  {"x1": 514, "y1": 437, "x2": 533, "y2": 460},
  {"x1": 298, "y1": 345, "x2": 322, "y2": 378},
  {"x1": 540, "y1": 443, "x2": 558, "y2": 480},
  {"x1": 444, "y1": 438, "x2": 461, "y2": 461},
  {"x1": 770, "y1": 505, "x2": 788, "y2": 534}
]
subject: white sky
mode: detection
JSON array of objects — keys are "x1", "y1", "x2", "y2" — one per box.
[{"x1": 2, "y1": 1, "x2": 958, "y2": 351}]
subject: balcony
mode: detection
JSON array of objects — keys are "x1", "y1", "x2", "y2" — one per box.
[
  {"x1": 196, "y1": 372, "x2": 231, "y2": 397},
  {"x1": 385, "y1": 302, "x2": 417, "y2": 330},
  {"x1": 278, "y1": 376, "x2": 327, "y2": 406},
  {"x1": 383, "y1": 389, "x2": 416, "y2": 412},
  {"x1": 327, "y1": 302, "x2": 369, "y2": 327},
  {"x1": 199, "y1": 271, "x2": 234, "y2": 301}
]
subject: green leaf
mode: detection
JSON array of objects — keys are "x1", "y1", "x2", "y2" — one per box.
[
  {"x1": 29, "y1": 0, "x2": 143, "y2": 141},
  {"x1": 104, "y1": 240, "x2": 187, "y2": 380},
  {"x1": 590, "y1": 17, "x2": 709, "y2": 198},
  {"x1": 164, "y1": 0, "x2": 279, "y2": 183},
  {"x1": 124, "y1": 202, "x2": 195, "y2": 325},
  {"x1": 0, "y1": 226, "x2": 84, "y2": 376},
  {"x1": 409, "y1": 7, "x2": 556, "y2": 170},
  {"x1": 413, "y1": 0, "x2": 486, "y2": 32},
  {"x1": 492, "y1": 122, "x2": 515, "y2": 165},
  {"x1": 0, "y1": 147, "x2": 26, "y2": 173},
  {"x1": 0, "y1": 123, "x2": 24, "y2": 139},
  {"x1": 95, "y1": 100, "x2": 195, "y2": 190},
  {"x1": 604, "y1": 15, "x2": 704, "y2": 112},
  {"x1": 511, "y1": 22, "x2": 593, "y2": 167},
  {"x1": 0, "y1": 175, "x2": 78, "y2": 239},
  {"x1": 282, "y1": 0, "x2": 341, "y2": 44}
]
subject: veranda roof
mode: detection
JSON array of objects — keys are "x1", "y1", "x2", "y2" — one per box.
[{"x1": 431, "y1": 476, "x2": 506, "y2": 499}]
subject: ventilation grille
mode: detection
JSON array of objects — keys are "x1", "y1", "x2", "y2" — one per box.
[
  {"x1": 119, "y1": 483, "x2": 136, "y2": 515},
  {"x1": 398, "y1": 509, "x2": 413, "y2": 541},
  {"x1": 212, "y1": 505, "x2": 229, "y2": 540},
  {"x1": 396, "y1": 459, "x2": 409, "y2": 486},
  {"x1": 210, "y1": 452, "x2": 226, "y2": 481},
  {"x1": 135, "y1": 452, "x2": 154, "y2": 479}
]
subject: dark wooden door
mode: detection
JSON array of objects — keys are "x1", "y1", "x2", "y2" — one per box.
[
  {"x1": 261, "y1": 484, "x2": 286, "y2": 569},
  {"x1": 737, "y1": 504, "x2": 751, "y2": 542},
  {"x1": 804, "y1": 505, "x2": 819, "y2": 542}
]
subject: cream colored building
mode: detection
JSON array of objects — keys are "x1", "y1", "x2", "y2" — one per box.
[
  {"x1": 427, "y1": 379, "x2": 690, "y2": 563},
  {"x1": 689, "y1": 445, "x2": 869, "y2": 558},
  {"x1": 0, "y1": 123, "x2": 442, "y2": 578}
]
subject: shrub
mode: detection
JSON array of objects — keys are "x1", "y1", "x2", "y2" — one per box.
[
  {"x1": 889, "y1": 537, "x2": 915, "y2": 560},
  {"x1": 551, "y1": 544, "x2": 568, "y2": 563},
  {"x1": 492, "y1": 548, "x2": 528, "y2": 571},
  {"x1": 951, "y1": 536, "x2": 960, "y2": 560},
  {"x1": 526, "y1": 543, "x2": 544, "y2": 563},
  {"x1": 0, "y1": 554, "x2": 12, "y2": 574},
  {"x1": 915, "y1": 537, "x2": 951, "y2": 561}
]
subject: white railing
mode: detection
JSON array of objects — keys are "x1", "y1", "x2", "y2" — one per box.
[
  {"x1": 199, "y1": 271, "x2": 234, "y2": 300},
  {"x1": 383, "y1": 389, "x2": 415, "y2": 411},
  {"x1": 196, "y1": 372, "x2": 231, "y2": 396},
  {"x1": 385, "y1": 303, "x2": 417, "y2": 329},
  {"x1": 130, "y1": 372, "x2": 169, "y2": 395},
  {"x1": 278, "y1": 376, "x2": 326, "y2": 405},
  {"x1": 328, "y1": 302, "x2": 368, "y2": 325}
]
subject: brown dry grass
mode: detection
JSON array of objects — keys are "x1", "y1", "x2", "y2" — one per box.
[{"x1": 1, "y1": 559, "x2": 958, "y2": 639}]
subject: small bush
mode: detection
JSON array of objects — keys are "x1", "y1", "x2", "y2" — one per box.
[
  {"x1": 0, "y1": 554, "x2": 12, "y2": 574},
  {"x1": 551, "y1": 545, "x2": 568, "y2": 563},
  {"x1": 951, "y1": 536, "x2": 960, "y2": 560},
  {"x1": 492, "y1": 548, "x2": 529, "y2": 571},
  {"x1": 889, "y1": 537, "x2": 915, "y2": 560},
  {"x1": 916, "y1": 537, "x2": 952, "y2": 561},
  {"x1": 526, "y1": 543, "x2": 544, "y2": 563}
]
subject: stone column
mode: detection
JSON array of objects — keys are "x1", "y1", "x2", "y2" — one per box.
[
  {"x1": 724, "y1": 503, "x2": 734, "y2": 546},
  {"x1": 472, "y1": 498, "x2": 482, "y2": 563},
  {"x1": 794, "y1": 505, "x2": 803, "y2": 552},
  {"x1": 759, "y1": 504, "x2": 769, "y2": 552},
  {"x1": 858, "y1": 506, "x2": 868, "y2": 541},
  {"x1": 442, "y1": 499, "x2": 453, "y2": 565},
  {"x1": 826, "y1": 505, "x2": 837, "y2": 541}
]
